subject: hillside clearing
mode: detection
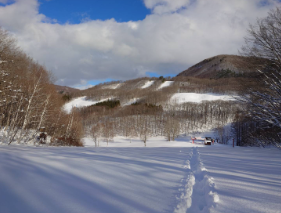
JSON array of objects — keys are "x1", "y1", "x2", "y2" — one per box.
[
  {"x1": 170, "y1": 93, "x2": 235, "y2": 104},
  {"x1": 158, "y1": 81, "x2": 174, "y2": 90},
  {"x1": 141, "y1": 80, "x2": 155, "y2": 89},
  {"x1": 63, "y1": 96, "x2": 108, "y2": 113}
]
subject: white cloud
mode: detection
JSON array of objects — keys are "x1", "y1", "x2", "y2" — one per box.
[
  {"x1": 0, "y1": 0, "x2": 11, "y2": 3},
  {"x1": 144, "y1": 0, "x2": 191, "y2": 14},
  {"x1": 0, "y1": 0, "x2": 280, "y2": 86}
]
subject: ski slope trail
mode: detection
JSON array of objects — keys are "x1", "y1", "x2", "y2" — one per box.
[{"x1": 174, "y1": 147, "x2": 219, "y2": 213}]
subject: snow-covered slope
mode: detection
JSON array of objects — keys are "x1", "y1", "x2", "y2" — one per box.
[
  {"x1": 64, "y1": 93, "x2": 235, "y2": 113},
  {"x1": 158, "y1": 81, "x2": 173, "y2": 89},
  {"x1": 141, "y1": 80, "x2": 154, "y2": 89},
  {"x1": 171, "y1": 93, "x2": 235, "y2": 104},
  {"x1": 63, "y1": 96, "x2": 106, "y2": 113}
]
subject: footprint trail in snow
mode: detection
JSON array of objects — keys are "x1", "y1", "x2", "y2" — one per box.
[{"x1": 174, "y1": 147, "x2": 219, "y2": 213}]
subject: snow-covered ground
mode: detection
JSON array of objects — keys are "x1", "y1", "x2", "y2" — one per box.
[
  {"x1": 158, "y1": 81, "x2": 173, "y2": 90},
  {"x1": 200, "y1": 146, "x2": 281, "y2": 213},
  {"x1": 63, "y1": 96, "x2": 108, "y2": 113},
  {"x1": 83, "y1": 135, "x2": 202, "y2": 147},
  {"x1": 141, "y1": 80, "x2": 154, "y2": 89},
  {"x1": 171, "y1": 93, "x2": 235, "y2": 104},
  {"x1": 1, "y1": 136, "x2": 281, "y2": 213},
  {"x1": 0, "y1": 144, "x2": 195, "y2": 213}
]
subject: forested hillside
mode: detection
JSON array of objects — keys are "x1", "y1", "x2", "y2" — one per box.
[
  {"x1": 0, "y1": 28, "x2": 83, "y2": 146},
  {"x1": 62, "y1": 73, "x2": 243, "y2": 146}
]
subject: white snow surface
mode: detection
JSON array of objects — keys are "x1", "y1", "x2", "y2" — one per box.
[
  {"x1": 63, "y1": 96, "x2": 107, "y2": 113},
  {"x1": 83, "y1": 135, "x2": 199, "y2": 147},
  {"x1": 171, "y1": 93, "x2": 235, "y2": 104},
  {"x1": 141, "y1": 80, "x2": 154, "y2": 89},
  {"x1": 199, "y1": 146, "x2": 281, "y2": 213},
  {"x1": 1, "y1": 136, "x2": 281, "y2": 213},
  {"x1": 158, "y1": 81, "x2": 173, "y2": 89}
]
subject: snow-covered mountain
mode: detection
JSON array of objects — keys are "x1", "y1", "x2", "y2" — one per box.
[{"x1": 64, "y1": 76, "x2": 238, "y2": 113}]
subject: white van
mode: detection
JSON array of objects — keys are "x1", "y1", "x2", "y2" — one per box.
[{"x1": 204, "y1": 137, "x2": 212, "y2": 145}]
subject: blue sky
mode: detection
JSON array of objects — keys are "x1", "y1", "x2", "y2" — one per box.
[
  {"x1": 38, "y1": 0, "x2": 169, "y2": 86},
  {"x1": 39, "y1": 0, "x2": 151, "y2": 24},
  {"x1": 146, "y1": 72, "x2": 176, "y2": 78}
]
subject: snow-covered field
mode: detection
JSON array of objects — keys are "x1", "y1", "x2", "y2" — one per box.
[
  {"x1": 200, "y1": 146, "x2": 281, "y2": 213},
  {"x1": 171, "y1": 93, "x2": 235, "y2": 104},
  {"x1": 83, "y1": 135, "x2": 199, "y2": 147},
  {"x1": 1, "y1": 136, "x2": 281, "y2": 213}
]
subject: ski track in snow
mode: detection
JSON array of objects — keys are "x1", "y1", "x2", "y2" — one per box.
[{"x1": 174, "y1": 147, "x2": 219, "y2": 213}]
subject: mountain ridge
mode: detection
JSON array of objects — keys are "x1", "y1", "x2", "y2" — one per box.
[
  {"x1": 54, "y1": 85, "x2": 80, "y2": 95},
  {"x1": 56, "y1": 54, "x2": 262, "y2": 92},
  {"x1": 177, "y1": 54, "x2": 264, "y2": 78}
]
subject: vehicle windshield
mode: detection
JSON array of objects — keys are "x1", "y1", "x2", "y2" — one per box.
[{"x1": 205, "y1": 137, "x2": 212, "y2": 140}]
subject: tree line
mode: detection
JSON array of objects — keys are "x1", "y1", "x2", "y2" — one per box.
[
  {"x1": 77, "y1": 100, "x2": 237, "y2": 147},
  {"x1": 233, "y1": 7, "x2": 281, "y2": 148}
]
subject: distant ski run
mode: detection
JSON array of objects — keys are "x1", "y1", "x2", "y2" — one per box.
[{"x1": 174, "y1": 147, "x2": 219, "y2": 213}]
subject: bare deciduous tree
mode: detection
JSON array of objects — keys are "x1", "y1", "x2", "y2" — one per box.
[{"x1": 239, "y1": 7, "x2": 281, "y2": 147}]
